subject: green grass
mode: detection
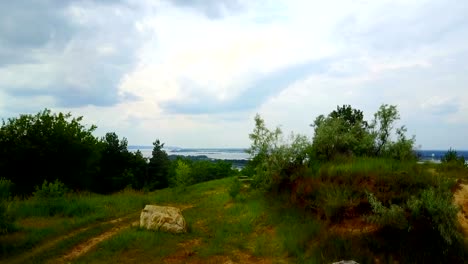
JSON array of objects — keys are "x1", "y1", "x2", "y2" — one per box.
[
  {"x1": 74, "y1": 228, "x2": 181, "y2": 264},
  {"x1": 2, "y1": 162, "x2": 468, "y2": 263},
  {"x1": 0, "y1": 188, "x2": 150, "y2": 260},
  {"x1": 75, "y1": 177, "x2": 292, "y2": 263}
]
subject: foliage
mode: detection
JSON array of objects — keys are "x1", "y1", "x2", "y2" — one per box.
[
  {"x1": 320, "y1": 185, "x2": 354, "y2": 221},
  {"x1": 33, "y1": 179, "x2": 68, "y2": 200},
  {"x1": 406, "y1": 188, "x2": 461, "y2": 246},
  {"x1": 228, "y1": 177, "x2": 242, "y2": 199},
  {"x1": 366, "y1": 192, "x2": 408, "y2": 230},
  {"x1": 247, "y1": 114, "x2": 283, "y2": 167},
  {"x1": 367, "y1": 187, "x2": 461, "y2": 247},
  {"x1": 247, "y1": 114, "x2": 311, "y2": 191},
  {"x1": 312, "y1": 105, "x2": 374, "y2": 160},
  {"x1": 174, "y1": 160, "x2": 193, "y2": 190},
  {"x1": 384, "y1": 126, "x2": 416, "y2": 161},
  {"x1": 371, "y1": 104, "x2": 400, "y2": 155},
  {"x1": 95, "y1": 132, "x2": 148, "y2": 193},
  {"x1": 0, "y1": 177, "x2": 13, "y2": 201},
  {"x1": 440, "y1": 148, "x2": 466, "y2": 169},
  {"x1": 0, "y1": 109, "x2": 101, "y2": 194},
  {"x1": 147, "y1": 140, "x2": 170, "y2": 190},
  {"x1": 0, "y1": 178, "x2": 14, "y2": 234},
  {"x1": 311, "y1": 104, "x2": 415, "y2": 161},
  {"x1": 190, "y1": 160, "x2": 236, "y2": 183},
  {"x1": 168, "y1": 157, "x2": 237, "y2": 187}
]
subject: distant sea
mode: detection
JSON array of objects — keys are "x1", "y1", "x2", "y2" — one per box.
[
  {"x1": 128, "y1": 146, "x2": 468, "y2": 162},
  {"x1": 128, "y1": 146, "x2": 250, "y2": 160},
  {"x1": 416, "y1": 150, "x2": 468, "y2": 163}
]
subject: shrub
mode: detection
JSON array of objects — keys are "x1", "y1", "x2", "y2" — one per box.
[
  {"x1": 33, "y1": 179, "x2": 68, "y2": 199},
  {"x1": 407, "y1": 188, "x2": 461, "y2": 246},
  {"x1": 320, "y1": 186, "x2": 354, "y2": 221},
  {"x1": 0, "y1": 178, "x2": 14, "y2": 234},
  {"x1": 31, "y1": 179, "x2": 70, "y2": 216},
  {"x1": 366, "y1": 192, "x2": 408, "y2": 230},
  {"x1": 228, "y1": 178, "x2": 242, "y2": 200},
  {"x1": 441, "y1": 148, "x2": 466, "y2": 170},
  {"x1": 368, "y1": 187, "x2": 461, "y2": 248}
]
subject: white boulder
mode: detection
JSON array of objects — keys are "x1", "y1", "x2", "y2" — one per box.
[{"x1": 140, "y1": 205, "x2": 187, "y2": 233}]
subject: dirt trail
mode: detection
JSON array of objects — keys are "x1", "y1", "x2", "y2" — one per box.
[
  {"x1": 5, "y1": 214, "x2": 138, "y2": 264},
  {"x1": 454, "y1": 183, "x2": 468, "y2": 235},
  {"x1": 50, "y1": 204, "x2": 194, "y2": 263},
  {"x1": 57, "y1": 219, "x2": 139, "y2": 263}
]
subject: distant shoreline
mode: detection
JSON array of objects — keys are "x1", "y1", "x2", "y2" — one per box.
[{"x1": 128, "y1": 146, "x2": 468, "y2": 163}]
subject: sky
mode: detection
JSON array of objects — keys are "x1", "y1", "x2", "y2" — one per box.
[{"x1": 1, "y1": 0, "x2": 467, "y2": 149}]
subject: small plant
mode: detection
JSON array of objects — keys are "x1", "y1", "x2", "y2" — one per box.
[
  {"x1": 366, "y1": 192, "x2": 408, "y2": 230},
  {"x1": 228, "y1": 178, "x2": 242, "y2": 200},
  {"x1": 318, "y1": 185, "x2": 354, "y2": 221},
  {"x1": 441, "y1": 148, "x2": 466, "y2": 169},
  {"x1": 33, "y1": 179, "x2": 68, "y2": 199},
  {"x1": 32, "y1": 179, "x2": 70, "y2": 216}
]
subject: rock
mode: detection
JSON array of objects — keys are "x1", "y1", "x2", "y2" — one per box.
[
  {"x1": 332, "y1": 261, "x2": 359, "y2": 264},
  {"x1": 140, "y1": 205, "x2": 187, "y2": 233}
]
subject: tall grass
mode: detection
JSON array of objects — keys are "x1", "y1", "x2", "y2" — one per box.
[{"x1": 1, "y1": 186, "x2": 151, "y2": 259}]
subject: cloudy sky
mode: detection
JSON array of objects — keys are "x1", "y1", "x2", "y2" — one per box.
[{"x1": 1, "y1": 0, "x2": 467, "y2": 149}]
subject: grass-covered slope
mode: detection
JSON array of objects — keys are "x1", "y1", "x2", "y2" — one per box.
[{"x1": 2, "y1": 163, "x2": 468, "y2": 263}]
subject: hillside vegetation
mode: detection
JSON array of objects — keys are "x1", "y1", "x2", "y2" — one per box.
[{"x1": 1, "y1": 105, "x2": 467, "y2": 263}]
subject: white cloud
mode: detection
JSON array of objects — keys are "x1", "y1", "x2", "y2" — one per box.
[{"x1": 1, "y1": 0, "x2": 468, "y2": 148}]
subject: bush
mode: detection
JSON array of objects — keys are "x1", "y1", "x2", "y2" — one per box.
[
  {"x1": 407, "y1": 188, "x2": 461, "y2": 245},
  {"x1": 33, "y1": 179, "x2": 68, "y2": 199},
  {"x1": 30, "y1": 179, "x2": 72, "y2": 216},
  {"x1": 367, "y1": 188, "x2": 461, "y2": 247},
  {"x1": 228, "y1": 178, "x2": 242, "y2": 200},
  {"x1": 441, "y1": 148, "x2": 466, "y2": 170},
  {"x1": 0, "y1": 178, "x2": 14, "y2": 234},
  {"x1": 366, "y1": 192, "x2": 408, "y2": 230},
  {"x1": 174, "y1": 160, "x2": 193, "y2": 191}
]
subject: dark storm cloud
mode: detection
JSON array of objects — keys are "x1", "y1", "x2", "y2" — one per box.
[
  {"x1": 0, "y1": 0, "x2": 141, "y2": 108},
  {"x1": 0, "y1": 1, "x2": 76, "y2": 66}
]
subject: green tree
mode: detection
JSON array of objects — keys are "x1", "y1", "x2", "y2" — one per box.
[
  {"x1": 371, "y1": 104, "x2": 415, "y2": 159},
  {"x1": 385, "y1": 126, "x2": 416, "y2": 160},
  {"x1": 312, "y1": 105, "x2": 373, "y2": 160},
  {"x1": 329, "y1": 104, "x2": 368, "y2": 130},
  {"x1": 247, "y1": 114, "x2": 282, "y2": 167},
  {"x1": 127, "y1": 150, "x2": 148, "y2": 189},
  {"x1": 372, "y1": 104, "x2": 400, "y2": 156},
  {"x1": 174, "y1": 160, "x2": 193, "y2": 190},
  {"x1": 247, "y1": 114, "x2": 311, "y2": 190},
  {"x1": 0, "y1": 109, "x2": 101, "y2": 194},
  {"x1": 441, "y1": 148, "x2": 466, "y2": 169},
  {"x1": 96, "y1": 132, "x2": 133, "y2": 193},
  {"x1": 147, "y1": 139, "x2": 170, "y2": 190}
]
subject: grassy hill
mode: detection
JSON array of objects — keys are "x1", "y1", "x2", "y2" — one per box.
[{"x1": 1, "y1": 163, "x2": 468, "y2": 263}]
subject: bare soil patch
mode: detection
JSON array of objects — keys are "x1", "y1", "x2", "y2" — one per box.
[
  {"x1": 454, "y1": 183, "x2": 468, "y2": 235},
  {"x1": 58, "y1": 221, "x2": 131, "y2": 263},
  {"x1": 331, "y1": 217, "x2": 378, "y2": 235}
]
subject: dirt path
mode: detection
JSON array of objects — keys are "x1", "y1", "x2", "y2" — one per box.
[
  {"x1": 51, "y1": 204, "x2": 193, "y2": 263},
  {"x1": 5, "y1": 214, "x2": 138, "y2": 264},
  {"x1": 56, "y1": 218, "x2": 139, "y2": 263},
  {"x1": 454, "y1": 183, "x2": 468, "y2": 235}
]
